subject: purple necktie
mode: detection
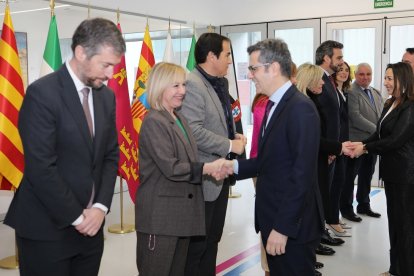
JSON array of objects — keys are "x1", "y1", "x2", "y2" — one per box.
[
  {"x1": 261, "y1": 100, "x2": 274, "y2": 136},
  {"x1": 81, "y1": 87, "x2": 95, "y2": 208},
  {"x1": 81, "y1": 87, "x2": 94, "y2": 138}
]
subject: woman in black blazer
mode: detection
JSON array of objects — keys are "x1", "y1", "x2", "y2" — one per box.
[{"x1": 353, "y1": 62, "x2": 414, "y2": 276}]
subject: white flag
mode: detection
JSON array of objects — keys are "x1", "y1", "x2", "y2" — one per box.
[{"x1": 163, "y1": 30, "x2": 174, "y2": 62}]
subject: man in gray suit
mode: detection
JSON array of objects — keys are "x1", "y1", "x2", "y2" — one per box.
[
  {"x1": 341, "y1": 63, "x2": 384, "y2": 222},
  {"x1": 181, "y1": 32, "x2": 247, "y2": 276}
]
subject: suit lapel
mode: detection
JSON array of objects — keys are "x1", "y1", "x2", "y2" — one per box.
[
  {"x1": 371, "y1": 88, "x2": 383, "y2": 116},
  {"x1": 358, "y1": 87, "x2": 377, "y2": 113},
  {"x1": 195, "y1": 70, "x2": 228, "y2": 130},
  {"x1": 323, "y1": 74, "x2": 339, "y2": 108},
  {"x1": 380, "y1": 103, "x2": 399, "y2": 128},
  {"x1": 92, "y1": 88, "x2": 105, "y2": 164},
  {"x1": 58, "y1": 66, "x2": 93, "y2": 153},
  {"x1": 258, "y1": 87, "x2": 295, "y2": 153},
  {"x1": 162, "y1": 111, "x2": 197, "y2": 162}
]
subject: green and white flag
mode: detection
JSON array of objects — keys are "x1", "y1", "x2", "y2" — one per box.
[
  {"x1": 40, "y1": 15, "x2": 62, "y2": 77},
  {"x1": 186, "y1": 33, "x2": 196, "y2": 71}
]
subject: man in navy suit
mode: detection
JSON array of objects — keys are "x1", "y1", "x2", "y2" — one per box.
[
  {"x1": 4, "y1": 18, "x2": 123, "y2": 276},
  {"x1": 228, "y1": 39, "x2": 324, "y2": 275}
]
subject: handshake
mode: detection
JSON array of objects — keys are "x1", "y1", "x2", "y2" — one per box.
[
  {"x1": 203, "y1": 159, "x2": 235, "y2": 181},
  {"x1": 340, "y1": 141, "x2": 367, "y2": 159}
]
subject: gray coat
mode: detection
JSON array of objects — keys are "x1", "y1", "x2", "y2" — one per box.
[
  {"x1": 135, "y1": 110, "x2": 205, "y2": 237},
  {"x1": 348, "y1": 82, "x2": 384, "y2": 141},
  {"x1": 180, "y1": 68, "x2": 236, "y2": 201}
]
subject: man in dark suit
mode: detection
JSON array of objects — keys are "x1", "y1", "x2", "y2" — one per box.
[
  {"x1": 4, "y1": 18, "x2": 123, "y2": 276},
  {"x1": 314, "y1": 40, "x2": 346, "y2": 248},
  {"x1": 228, "y1": 38, "x2": 323, "y2": 275}
]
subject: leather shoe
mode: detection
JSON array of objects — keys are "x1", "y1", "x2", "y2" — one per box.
[
  {"x1": 315, "y1": 270, "x2": 322, "y2": 276},
  {"x1": 357, "y1": 208, "x2": 381, "y2": 218},
  {"x1": 342, "y1": 212, "x2": 362, "y2": 222},
  {"x1": 315, "y1": 261, "x2": 324, "y2": 269},
  {"x1": 316, "y1": 244, "x2": 335, "y2": 255},
  {"x1": 321, "y1": 229, "x2": 344, "y2": 246}
]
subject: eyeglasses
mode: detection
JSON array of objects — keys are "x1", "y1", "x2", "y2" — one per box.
[{"x1": 248, "y1": 63, "x2": 271, "y2": 73}]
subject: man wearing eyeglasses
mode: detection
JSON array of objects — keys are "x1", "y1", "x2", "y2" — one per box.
[
  {"x1": 229, "y1": 38, "x2": 323, "y2": 275},
  {"x1": 180, "y1": 32, "x2": 247, "y2": 276}
]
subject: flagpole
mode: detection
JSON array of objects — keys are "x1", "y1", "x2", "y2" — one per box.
[
  {"x1": 108, "y1": 177, "x2": 135, "y2": 234},
  {"x1": 0, "y1": 1, "x2": 20, "y2": 269},
  {"x1": 0, "y1": 192, "x2": 19, "y2": 269},
  {"x1": 87, "y1": 1, "x2": 90, "y2": 19},
  {"x1": 0, "y1": 212, "x2": 19, "y2": 270}
]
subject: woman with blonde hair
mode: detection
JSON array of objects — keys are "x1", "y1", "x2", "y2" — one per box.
[
  {"x1": 135, "y1": 62, "x2": 225, "y2": 276},
  {"x1": 296, "y1": 63, "x2": 324, "y2": 94}
]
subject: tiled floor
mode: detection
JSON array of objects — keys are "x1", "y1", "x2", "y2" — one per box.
[
  {"x1": 0, "y1": 181, "x2": 390, "y2": 276},
  {"x1": 0, "y1": 126, "x2": 390, "y2": 276}
]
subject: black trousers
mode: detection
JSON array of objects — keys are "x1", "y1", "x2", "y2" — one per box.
[
  {"x1": 16, "y1": 229, "x2": 104, "y2": 276},
  {"x1": 185, "y1": 183, "x2": 230, "y2": 276},
  {"x1": 265, "y1": 238, "x2": 319, "y2": 276},
  {"x1": 385, "y1": 181, "x2": 414, "y2": 276},
  {"x1": 384, "y1": 181, "x2": 398, "y2": 276},
  {"x1": 326, "y1": 155, "x2": 347, "y2": 224},
  {"x1": 340, "y1": 153, "x2": 376, "y2": 214}
]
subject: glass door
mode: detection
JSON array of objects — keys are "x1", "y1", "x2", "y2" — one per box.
[
  {"x1": 268, "y1": 19, "x2": 321, "y2": 66},
  {"x1": 384, "y1": 17, "x2": 414, "y2": 64},
  {"x1": 326, "y1": 20, "x2": 383, "y2": 91},
  {"x1": 221, "y1": 24, "x2": 266, "y2": 129}
]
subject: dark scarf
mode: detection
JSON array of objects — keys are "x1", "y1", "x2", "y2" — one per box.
[{"x1": 196, "y1": 65, "x2": 235, "y2": 140}]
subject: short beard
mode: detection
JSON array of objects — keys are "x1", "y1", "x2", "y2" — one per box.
[{"x1": 86, "y1": 78, "x2": 105, "y2": 89}]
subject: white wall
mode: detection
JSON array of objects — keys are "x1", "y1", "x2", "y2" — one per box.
[
  {"x1": 219, "y1": 0, "x2": 413, "y2": 26},
  {"x1": 4, "y1": 0, "x2": 414, "y2": 85}
]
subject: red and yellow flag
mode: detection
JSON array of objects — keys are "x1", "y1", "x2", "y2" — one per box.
[
  {"x1": 108, "y1": 23, "x2": 139, "y2": 203},
  {"x1": 131, "y1": 23, "x2": 154, "y2": 133},
  {"x1": 128, "y1": 24, "x2": 154, "y2": 202},
  {"x1": 0, "y1": 5, "x2": 25, "y2": 190}
]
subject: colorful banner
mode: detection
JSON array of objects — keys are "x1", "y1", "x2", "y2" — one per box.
[
  {"x1": 39, "y1": 15, "x2": 62, "y2": 77},
  {"x1": 0, "y1": 5, "x2": 25, "y2": 190},
  {"x1": 108, "y1": 23, "x2": 139, "y2": 203}
]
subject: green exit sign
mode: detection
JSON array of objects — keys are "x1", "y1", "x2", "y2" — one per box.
[{"x1": 374, "y1": 0, "x2": 393, "y2": 8}]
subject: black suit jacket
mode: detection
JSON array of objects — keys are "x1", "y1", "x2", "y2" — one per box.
[
  {"x1": 317, "y1": 73, "x2": 340, "y2": 141},
  {"x1": 5, "y1": 65, "x2": 119, "y2": 241},
  {"x1": 237, "y1": 85, "x2": 324, "y2": 244},
  {"x1": 365, "y1": 100, "x2": 414, "y2": 184}
]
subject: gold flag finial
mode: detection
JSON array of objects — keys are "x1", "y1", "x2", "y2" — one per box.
[
  {"x1": 50, "y1": 0, "x2": 55, "y2": 17},
  {"x1": 207, "y1": 24, "x2": 215, "y2": 33},
  {"x1": 117, "y1": 8, "x2": 120, "y2": 23}
]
